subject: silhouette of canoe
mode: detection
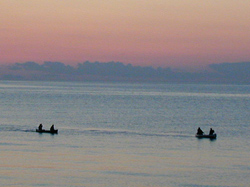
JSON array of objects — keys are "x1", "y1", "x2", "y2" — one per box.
[
  {"x1": 36, "y1": 129, "x2": 58, "y2": 134},
  {"x1": 195, "y1": 133, "x2": 216, "y2": 139}
]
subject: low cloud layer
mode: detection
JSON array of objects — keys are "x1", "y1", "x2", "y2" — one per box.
[{"x1": 1, "y1": 61, "x2": 250, "y2": 84}]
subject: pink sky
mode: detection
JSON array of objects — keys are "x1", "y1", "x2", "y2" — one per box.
[{"x1": 1, "y1": 0, "x2": 250, "y2": 70}]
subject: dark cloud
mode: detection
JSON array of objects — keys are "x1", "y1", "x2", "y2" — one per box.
[
  {"x1": 209, "y1": 62, "x2": 250, "y2": 83},
  {"x1": 42, "y1": 61, "x2": 75, "y2": 74},
  {"x1": 76, "y1": 61, "x2": 172, "y2": 78},
  {"x1": 9, "y1": 61, "x2": 44, "y2": 71}
]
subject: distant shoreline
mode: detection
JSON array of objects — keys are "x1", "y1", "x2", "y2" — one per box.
[{"x1": 0, "y1": 61, "x2": 249, "y2": 84}]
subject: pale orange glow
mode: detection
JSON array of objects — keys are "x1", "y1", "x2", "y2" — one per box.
[{"x1": 1, "y1": 0, "x2": 250, "y2": 69}]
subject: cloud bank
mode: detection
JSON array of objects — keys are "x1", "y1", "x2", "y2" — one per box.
[{"x1": 1, "y1": 61, "x2": 249, "y2": 84}]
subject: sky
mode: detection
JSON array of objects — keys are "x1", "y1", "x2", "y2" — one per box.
[{"x1": 1, "y1": 0, "x2": 250, "y2": 70}]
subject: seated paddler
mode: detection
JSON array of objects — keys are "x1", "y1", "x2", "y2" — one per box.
[
  {"x1": 209, "y1": 128, "x2": 215, "y2": 135},
  {"x1": 197, "y1": 127, "x2": 204, "y2": 135},
  {"x1": 38, "y1": 124, "x2": 43, "y2": 131},
  {"x1": 50, "y1": 124, "x2": 55, "y2": 131}
]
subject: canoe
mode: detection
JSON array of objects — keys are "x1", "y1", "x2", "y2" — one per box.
[
  {"x1": 36, "y1": 129, "x2": 58, "y2": 134},
  {"x1": 195, "y1": 133, "x2": 216, "y2": 139}
]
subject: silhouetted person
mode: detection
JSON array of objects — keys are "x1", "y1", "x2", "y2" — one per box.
[
  {"x1": 50, "y1": 124, "x2": 55, "y2": 131},
  {"x1": 209, "y1": 128, "x2": 215, "y2": 135},
  {"x1": 197, "y1": 127, "x2": 204, "y2": 135},
  {"x1": 38, "y1": 124, "x2": 43, "y2": 130}
]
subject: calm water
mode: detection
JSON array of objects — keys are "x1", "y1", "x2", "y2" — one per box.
[{"x1": 0, "y1": 81, "x2": 249, "y2": 187}]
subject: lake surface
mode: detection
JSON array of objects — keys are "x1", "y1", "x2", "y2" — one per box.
[{"x1": 0, "y1": 81, "x2": 249, "y2": 187}]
